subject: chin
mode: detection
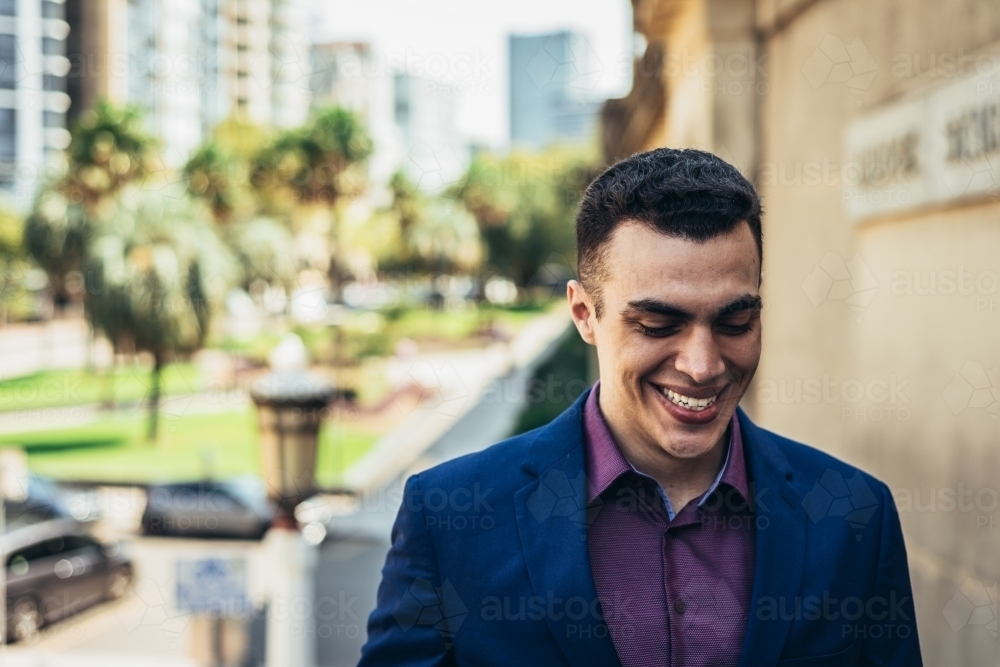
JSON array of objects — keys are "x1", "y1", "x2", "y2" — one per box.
[{"x1": 658, "y1": 430, "x2": 721, "y2": 459}]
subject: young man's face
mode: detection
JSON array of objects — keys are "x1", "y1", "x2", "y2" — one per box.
[{"x1": 568, "y1": 220, "x2": 762, "y2": 461}]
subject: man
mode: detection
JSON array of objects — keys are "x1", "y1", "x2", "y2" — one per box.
[{"x1": 359, "y1": 148, "x2": 921, "y2": 666}]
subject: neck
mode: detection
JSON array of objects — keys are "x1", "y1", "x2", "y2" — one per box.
[{"x1": 598, "y1": 390, "x2": 730, "y2": 512}]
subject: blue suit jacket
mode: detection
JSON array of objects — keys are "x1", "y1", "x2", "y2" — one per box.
[{"x1": 359, "y1": 388, "x2": 922, "y2": 666}]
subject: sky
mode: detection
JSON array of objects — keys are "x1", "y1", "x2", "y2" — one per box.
[{"x1": 313, "y1": 0, "x2": 635, "y2": 150}]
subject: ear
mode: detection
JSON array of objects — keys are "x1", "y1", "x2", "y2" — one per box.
[{"x1": 567, "y1": 280, "x2": 597, "y2": 346}]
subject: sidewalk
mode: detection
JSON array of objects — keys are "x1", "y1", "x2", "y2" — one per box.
[{"x1": 341, "y1": 308, "x2": 572, "y2": 492}]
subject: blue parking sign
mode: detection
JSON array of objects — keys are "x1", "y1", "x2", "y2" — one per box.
[{"x1": 176, "y1": 557, "x2": 249, "y2": 616}]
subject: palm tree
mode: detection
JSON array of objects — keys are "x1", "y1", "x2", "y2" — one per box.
[
  {"x1": 184, "y1": 117, "x2": 270, "y2": 225},
  {"x1": 184, "y1": 143, "x2": 238, "y2": 224},
  {"x1": 225, "y1": 216, "x2": 298, "y2": 313},
  {"x1": 252, "y1": 107, "x2": 372, "y2": 296},
  {"x1": 85, "y1": 186, "x2": 234, "y2": 440},
  {"x1": 26, "y1": 101, "x2": 156, "y2": 311},
  {"x1": 24, "y1": 190, "x2": 93, "y2": 310},
  {"x1": 380, "y1": 170, "x2": 481, "y2": 275},
  {"x1": 450, "y1": 148, "x2": 594, "y2": 288},
  {"x1": 62, "y1": 100, "x2": 156, "y2": 212}
]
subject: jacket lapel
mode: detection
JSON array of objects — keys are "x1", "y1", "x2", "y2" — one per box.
[
  {"x1": 736, "y1": 407, "x2": 809, "y2": 667},
  {"x1": 513, "y1": 388, "x2": 621, "y2": 667}
]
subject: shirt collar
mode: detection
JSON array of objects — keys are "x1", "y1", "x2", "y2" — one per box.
[{"x1": 582, "y1": 380, "x2": 749, "y2": 517}]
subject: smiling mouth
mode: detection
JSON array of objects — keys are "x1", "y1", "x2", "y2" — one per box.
[{"x1": 653, "y1": 385, "x2": 720, "y2": 412}]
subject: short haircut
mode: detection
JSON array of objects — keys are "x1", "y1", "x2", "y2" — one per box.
[{"x1": 576, "y1": 147, "x2": 762, "y2": 318}]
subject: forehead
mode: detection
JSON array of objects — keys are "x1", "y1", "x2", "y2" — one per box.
[{"x1": 601, "y1": 221, "x2": 760, "y2": 307}]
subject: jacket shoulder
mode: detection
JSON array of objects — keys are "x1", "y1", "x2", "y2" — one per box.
[{"x1": 410, "y1": 424, "x2": 547, "y2": 492}]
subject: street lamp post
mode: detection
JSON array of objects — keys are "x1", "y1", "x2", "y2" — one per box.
[
  {"x1": 251, "y1": 368, "x2": 334, "y2": 667},
  {"x1": 251, "y1": 371, "x2": 334, "y2": 527}
]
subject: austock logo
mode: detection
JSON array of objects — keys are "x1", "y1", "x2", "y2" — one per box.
[
  {"x1": 390, "y1": 359, "x2": 471, "y2": 421},
  {"x1": 526, "y1": 469, "x2": 601, "y2": 537},
  {"x1": 801, "y1": 469, "x2": 880, "y2": 540},
  {"x1": 943, "y1": 578, "x2": 998, "y2": 637},
  {"x1": 801, "y1": 252, "x2": 879, "y2": 321},
  {"x1": 802, "y1": 35, "x2": 879, "y2": 104},
  {"x1": 943, "y1": 360, "x2": 997, "y2": 420},
  {"x1": 675, "y1": 578, "x2": 745, "y2": 632},
  {"x1": 524, "y1": 34, "x2": 602, "y2": 94},
  {"x1": 115, "y1": 575, "x2": 190, "y2": 649},
  {"x1": 391, "y1": 578, "x2": 469, "y2": 648}
]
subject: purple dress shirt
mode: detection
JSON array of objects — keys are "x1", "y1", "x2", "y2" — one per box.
[{"x1": 584, "y1": 381, "x2": 756, "y2": 667}]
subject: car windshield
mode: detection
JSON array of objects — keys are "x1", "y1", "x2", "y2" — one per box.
[{"x1": 223, "y1": 476, "x2": 268, "y2": 511}]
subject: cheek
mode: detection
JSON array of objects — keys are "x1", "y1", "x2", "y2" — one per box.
[
  {"x1": 618, "y1": 338, "x2": 674, "y2": 378},
  {"x1": 721, "y1": 335, "x2": 761, "y2": 376}
]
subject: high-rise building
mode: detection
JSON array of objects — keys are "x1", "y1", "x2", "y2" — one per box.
[
  {"x1": 509, "y1": 31, "x2": 602, "y2": 149},
  {"x1": 222, "y1": 0, "x2": 310, "y2": 130},
  {"x1": 309, "y1": 41, "x2": 465, "y2": 194},
  {"x1": 64, "y1": 0, "x2": 311, "y2": 167},
  {"x1": 392, "y1": 72, "x2": 465, "y2": 191},
  {"x1": 0, "y1": 0, "x2": 72, "y2": 203},
  {"x1": 310, "y1": 41, "x2": 402, "y2": 190}
]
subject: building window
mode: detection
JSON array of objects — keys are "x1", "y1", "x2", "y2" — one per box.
[
  {"x1": 394, "y1": 75, "x2": 411, "y2": 127},
  {"x1": 0, "y1": 0, "x2": 14, "y2": 17},
  {"x1": 43, "y1": 111, "x2": 63, "y2": 128},
  {"x1": 42, "y1": 37, "x2": 64, "y2": 56},
  {"x1": 42, "y1": 1, "x2": 63, "y2": 19},
  {"x1": 43, "y1": 73, "x2": 64, "y2": 92},
  {"x1": 0, "y1": 34, "x2": 14, "y2": 90},
  {"x1": 0, "y1": 108, "x2": 15, "y2": 161}
]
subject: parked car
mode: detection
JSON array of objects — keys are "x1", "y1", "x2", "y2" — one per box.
[
  {"x1": 141, "y1": 476, "x2": 276, "y2": 539},
  {"x1": 5, "y1": 475, "x2": 100, "y2": 530},
  {"x1": 3, "y1": 519, "x2": 132, "y2": 642}
]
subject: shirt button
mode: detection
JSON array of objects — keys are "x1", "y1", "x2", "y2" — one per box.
[{"x1": 674, "y1": 599, "x2": 686, "y2": 614}]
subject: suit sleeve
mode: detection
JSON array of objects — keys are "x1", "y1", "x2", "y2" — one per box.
[
  {"x1": 861, "y1": 482, "x2": 923, "y2": 666},
  {"x1": 359, "y1": 474, "x2": 457, "y2": 667}
]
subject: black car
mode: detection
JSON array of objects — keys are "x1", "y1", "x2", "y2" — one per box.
[
  {"x1": 141, "y1": 477, "x2": 275, "y2": 539},
  {"x1": 4, "y1": 519, "x2": 132, "y2": 642}
]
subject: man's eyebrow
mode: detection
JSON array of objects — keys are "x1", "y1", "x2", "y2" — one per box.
[
  {"x1": 716, "y1": 294, "x2": 763, "y2": 317},
  {"x1": 621, "y1": 299, "x2": 694, "y2": 320},
  {"x1": 620, "y1": 295, "x2": 762, "y2": 320}
]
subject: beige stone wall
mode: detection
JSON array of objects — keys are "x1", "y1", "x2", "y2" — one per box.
[
  {"x1": 754, "y1": 1, "x2": 1000, "y2": 663},
  {"x1": 621, "y1": 0, "x2": 1000, "y2": 661},
  {"x1": 652, "y1": 0, "x2": 759, "y2": 170}
]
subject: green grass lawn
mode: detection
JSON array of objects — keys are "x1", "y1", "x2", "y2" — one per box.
[
  {"x1": 0, "y1": 364, "x2": 204, "y2": 413},
  {"x1": 0, "y1": 409, "x2": 377, "y2": 486}
]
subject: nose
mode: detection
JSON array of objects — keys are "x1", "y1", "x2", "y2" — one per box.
[{"x1": 673, "y1": 324, "x2": 726, "y2": 385}]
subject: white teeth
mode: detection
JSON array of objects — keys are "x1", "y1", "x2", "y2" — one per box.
[{"x1": 661, "y1": 387, "x2": 718, "y2": 411}]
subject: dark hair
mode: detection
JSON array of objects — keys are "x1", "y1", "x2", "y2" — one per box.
[{"x1": 576, "y1": 147, "x2": 762, "y2": 318}]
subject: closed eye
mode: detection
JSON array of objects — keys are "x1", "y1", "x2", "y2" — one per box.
[
  {"x1": 716, "y1": 321, "x2": 754, "y2": 335},
  {"x1": 636, "y1": 323, "x2": 679, "y2": 337}
]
